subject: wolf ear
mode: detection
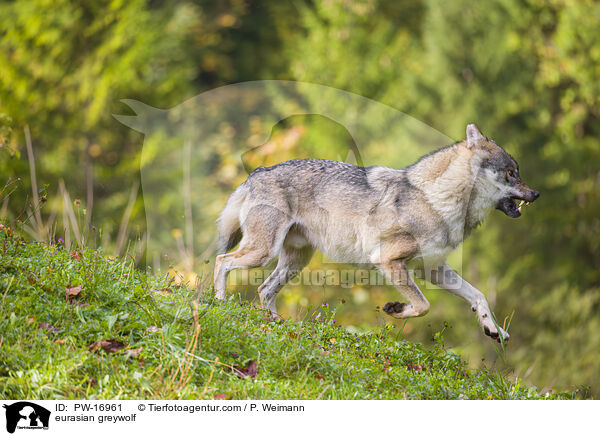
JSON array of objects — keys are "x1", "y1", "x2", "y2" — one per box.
[{"x1": 466, "y1": 123, "x2": 485, "y2": 148}]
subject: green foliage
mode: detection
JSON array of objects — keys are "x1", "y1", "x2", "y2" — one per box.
[
  {"x1": 0, "y1": 114, "x2": 13, "y2": 152},
  {"x1": 0, "y1": 228, "x2": 561, "y2": 399},
  {"x1": 0, "y1": 0, "x2": 598, "y2": 396}
]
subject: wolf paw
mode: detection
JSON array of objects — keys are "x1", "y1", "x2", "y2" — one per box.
[
  {"x1": 383, "y1": 301, "x2": 407, "y2": 316},
  {"x1": 261, "y1": 313, "x2": 283, "y2": 323},
  {"x1": 269, "y1": 313, "x2": 283, "y2": 322},
  {"x1": 483, "y1": 324, "x2": 510, "y2": 343}
]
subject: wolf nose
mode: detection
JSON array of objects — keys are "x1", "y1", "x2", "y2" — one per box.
[{"x1": 532, "y1": 190, "x2": 540, "y2": 200}]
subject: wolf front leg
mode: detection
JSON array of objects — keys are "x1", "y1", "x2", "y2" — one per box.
[
  {"x1": 378, "y1": 259, "x2": 430, "y2": 318},
  {"x1": 428, "y1": 262, "x2": 509, "y2": 342}
]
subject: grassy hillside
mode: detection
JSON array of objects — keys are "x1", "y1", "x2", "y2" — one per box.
[{"x1": 0, "y1": 225, "x2": 565, "y2": 400}]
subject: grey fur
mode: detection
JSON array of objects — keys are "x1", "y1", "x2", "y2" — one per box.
[{"x1": 214, "y1": 124, "x2": 539, "y2": 342}]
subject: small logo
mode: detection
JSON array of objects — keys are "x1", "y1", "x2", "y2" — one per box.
[{"x1": 2, "y1": 402, "x2": 50, "y2": 434}]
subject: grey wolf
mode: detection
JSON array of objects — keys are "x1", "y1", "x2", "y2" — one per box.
[{"x1": 214, "y1": 124, "x2": 539, "y2": 342}]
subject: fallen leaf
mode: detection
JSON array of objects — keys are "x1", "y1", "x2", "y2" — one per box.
[
  {"x1": 65, "y1": 285, "x2": 82, "y2": 299},
  {"x1": 329, "y1": 338, "x2": 336, "y2": 344},
  {"x1": 55, "y1": 338, "x2": 66, "y2": 344},
  {"x1": 234, "y1": 360, "x2": 258, "y2": 379},
  {"x1": 214, "y1": 393, "x2": 230, "y2": 400},
  {"x1": 27, "y1": 273, "x2": 38, "y2": 285},
  {"x1": 406, "y1": 362, "x2": 424, "y2": 373},
  {"x1": 89, "y1": 339, "x2": 126, "y2": 353},
  {"x1": 288, "y1": 332, "x2": 299, "y2": 339},
  {"x1": 26, "y1": 317, "x2": 35, "y2": 323},
  {"x1": 70, "y1": 250, "x2": 81, "y2": 260},
  {"x1": 125, "y1": 346, "x2": 143, "y2": 358}
]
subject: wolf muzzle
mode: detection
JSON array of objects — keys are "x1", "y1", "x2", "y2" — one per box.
[{"x1": 496, "y1": 185, "x2": 540, "y2": 218}]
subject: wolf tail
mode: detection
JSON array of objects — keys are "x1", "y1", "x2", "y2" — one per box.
[{"x1": 217, "y1": 184, "x2": 247, "y2": 254}]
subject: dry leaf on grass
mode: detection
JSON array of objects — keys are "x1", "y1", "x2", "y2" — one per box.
[
  {"x1": 125, "y1": 347, "x2": 143, "y2": 358},
  {"x1": 234, "y1": 360, "x2": 259, "y2": 379},
  {"x1": 27, "y1": 272, "x2": 38, "y2": 285},
  {"x1": 65, "y1": 285, "x2": 82, "y2": 299},
  {"x1": 214, "y1": 393, "x2": 230, "y2": 400},
  {"x1": 89, "y1": 339, "x2": 126, "y2": 353},
  {"x1": 406, "y1": 362, "x2": 424, "y2": 372}
]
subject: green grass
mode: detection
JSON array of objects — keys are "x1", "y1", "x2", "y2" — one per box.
[{"x1": 0, "y1": 225, "x2": 563, "y2": 400}]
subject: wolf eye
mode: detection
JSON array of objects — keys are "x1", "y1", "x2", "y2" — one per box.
[{"x1": 507, "y1": 169, "x2": 515, "y2": 178}]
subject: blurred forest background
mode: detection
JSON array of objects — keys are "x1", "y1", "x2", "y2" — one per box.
[{"x1": 1, "y1": 0, "x2": 598, "y2": 395}]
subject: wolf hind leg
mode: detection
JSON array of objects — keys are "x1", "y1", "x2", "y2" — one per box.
[
  {"x1": 213, "y1": 205, "x2": 291, "y2": 299},
  {"x1": 258, "y1": 232, "x2": 314, "y2": 318},
  {"x1": 214, "y1": 245, "x2": 272, "y2": 300},
  {"x1": 379, "y1": 259, "x2": 430, "y2": 318}
]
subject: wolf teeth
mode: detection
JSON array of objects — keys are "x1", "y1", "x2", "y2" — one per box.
[{"x1": 518, "y1": 200, "x2": 525, "y2": 208}]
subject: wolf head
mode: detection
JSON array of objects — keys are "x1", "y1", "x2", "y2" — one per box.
[{"x1": 466, "y1": 124, "x2": 540, "y2": 218}]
